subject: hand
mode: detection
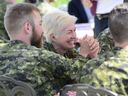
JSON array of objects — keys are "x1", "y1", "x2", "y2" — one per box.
[
  {"x1": 79, "y1": 35, "x2": 100, "y2": 58},
  {"x1": 88, "y1": 39, "x2": 100, "y2": 58},
  {"x1": 79, "y1": 35, "x2": 92, "y2": 57}
]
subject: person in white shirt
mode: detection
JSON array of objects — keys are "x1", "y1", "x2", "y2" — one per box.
[{"x1": 93, "y1": 0, "x2": 124, "y2": 37}]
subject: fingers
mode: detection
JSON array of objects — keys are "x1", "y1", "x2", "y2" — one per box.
[
  {"x1": 90, "y1": 44, "x2": 99, "y2": 54},
  {"x1": 89, "y1": 39, "x2": 99, "y2": 50},
  {"x1": 88, "y1": 41, "x2": 100, "y2": 58},
  {"x1": 79, "y1": 35, "x2": 100, "y2": 58}
]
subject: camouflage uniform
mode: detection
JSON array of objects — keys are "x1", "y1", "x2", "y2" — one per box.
[
  {"x1": 43, "y1": 41, "x2": 111, "y2": 82},
  {"x1": 76, "y1": 28, "x2": 128, "y2": 95},
  {"x1": 0, "y1": 40, "x2": 89, "y2": 96},
  {"x1": 44, "y1": 41, "x2": 83, "y2": 59},
  {"x1": 90, "y1": 48, "x2": 128, "y2": 95},
  {"x1": 0, "y1": 0, "x2": 9, "y2": 46},
  {"x1": 97, "y1": 28, "x2": 114, "y2": 55}
]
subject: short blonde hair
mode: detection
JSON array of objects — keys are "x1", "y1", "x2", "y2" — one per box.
[
  {"x1": 4, "y1": 3, "x2": 40, "y2": 37},
  {"x1": 43, "y1": 10, "x2": 77, "y2": 43}
]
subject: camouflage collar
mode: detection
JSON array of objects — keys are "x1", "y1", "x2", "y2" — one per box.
[
  {"x1": 10, "y1": 40, "x2": 25, "y2": 45},
  {"x1": 43, "y1": 41, "x2": 79, "y2": 58},
  {"x1": 43, "y1": 41, "x2": 57, "y2": 53},
  {"x1": 113, "y1": 47, "x2": 122, "y2": 51}
]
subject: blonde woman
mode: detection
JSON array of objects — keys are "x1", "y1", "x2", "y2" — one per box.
[{"x1": 43, "y1": 10, "x2": 99, "y2": 58}]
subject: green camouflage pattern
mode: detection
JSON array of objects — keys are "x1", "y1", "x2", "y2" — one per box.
[
  {"x1": 77, "y1": 49, "x2": 116, "y2": 84},
  {"x1": 43, "y1": 41, "x2": 84, "y2": 59},
  {"x1": 91, "y1": 48, "x2": 128, "y2": 96},
  {"x1": 0, "y1": 40, "x2": 90, "y2": 96},
  {"x1": 97, "y1": 28, "x2": 114, "y2": 55},
  {"x1": 43, "y1": 41, "x2": 110, "y2": 81},
  {"x1": 43, "y1": 42, "x2": 109, "y2": 85},
  {"x1": 0, "y1": 0, "x2": 9, "y2": 42},
  {"x1": 0, "y1": 39, "x2": 7, "y2": 47}
]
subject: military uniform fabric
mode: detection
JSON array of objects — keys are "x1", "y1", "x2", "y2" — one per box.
[
  {"x1": 0, "y1": 40, "x2": 90, "y2": 96},
  {"x1": 97, "y1": 28, "x2": 114, "y2": 55},
  {"x1": 91, "y1": 48, "x2": 128, "y2": 96},
  {"x1": 0, "y1": 1, "x2": 10, "y2": 42},
  {"x1": 43, "y1": 41, "x2": 84, "y2": 59}
]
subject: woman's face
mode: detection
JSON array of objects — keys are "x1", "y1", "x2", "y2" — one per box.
[{"x1": 52, "y1": 22, "x2": 77, "y2": 50}]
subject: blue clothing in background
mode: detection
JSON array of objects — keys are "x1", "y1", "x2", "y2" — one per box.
[{"x1": 68, "y1": 0, "x2": 89, "y2": 23}]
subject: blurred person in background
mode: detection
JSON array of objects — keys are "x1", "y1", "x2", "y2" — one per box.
[
  {"x1": 68, "y1": 0, "x2": 93, "y2": 23},
  {"x1": 124, "y1": 0, "x2": 128, "y2": 2},
  {"x1": 93, "y1": 0, "x2": 124, "y2": 37},
  {"x1": 37, "y1": 0, "x2": 58, "y2": 16},
  {"x1": 0, "y1": 0, "x2": 9, "y2": 44},
  {"x1": 0, "y1": 0, "x2": 16, "y2": 45}
]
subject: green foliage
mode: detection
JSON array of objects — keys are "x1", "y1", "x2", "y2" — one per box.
[
  {"x1": 52, "y1": 0, "x2": 69, "y2": 7},
  {"x1": 16, "y1": 0, "x2": 69, "y2": 7},
  {"x1": 16, "y1": 0, "x2": 24, "y2": 3}
]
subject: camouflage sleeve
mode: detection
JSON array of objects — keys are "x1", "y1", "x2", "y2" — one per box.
[
  {"x1": 0, "y1": 45, "x2": 88, "y2": 95},
  {"x1": 38, "y1": 48, "x2": 89, "y2": 81},
  {"x1": 36, "y1": 49, "x2": 92, "y2": 95},
  {"x1": 91, "y1": 60, "x2": 128, "y2": 95}
]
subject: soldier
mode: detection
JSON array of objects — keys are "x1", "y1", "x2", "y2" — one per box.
[
  {"x1": 0, "y1": 3, "x2": 98, "y2": 96},
  {"x1": 43, "y1": 10, "x2": 99, "y2": 59},
  {"x1": 90, "y1": 3, "x2": 128, "y2": 95}
]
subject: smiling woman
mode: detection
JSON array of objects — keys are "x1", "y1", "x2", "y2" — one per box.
[{"x1": 43, "y1": 10, "x2": 77, "y2": 55}]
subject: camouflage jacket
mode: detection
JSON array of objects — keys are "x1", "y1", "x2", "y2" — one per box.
[
  {"x1": 97, "y1": 28, "x2": 114, "y2": 55},
  {"x1": 0, "y1": 40, "x2": 90, "y2": 96},
  {"x1": 43, "y1": 41, "x2": 112, "y2": 84},
  {"x1": 43, "y1": 41, "x2": 83, "y2": 59},
  {"x1": 91, "y1": 48, "x2": 128, "y2": 95},
  {"x1": 0, "y1": 1, "x2": 9, "y2": 42}
]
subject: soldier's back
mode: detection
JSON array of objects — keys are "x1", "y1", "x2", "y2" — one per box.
[{"x1": 91, "y1": 48, "x2": 128, "y2": 95}]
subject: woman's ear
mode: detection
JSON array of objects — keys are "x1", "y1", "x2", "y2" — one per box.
[{"x1": 50, "y1": 33, "x2": 56, "y2": 42}]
